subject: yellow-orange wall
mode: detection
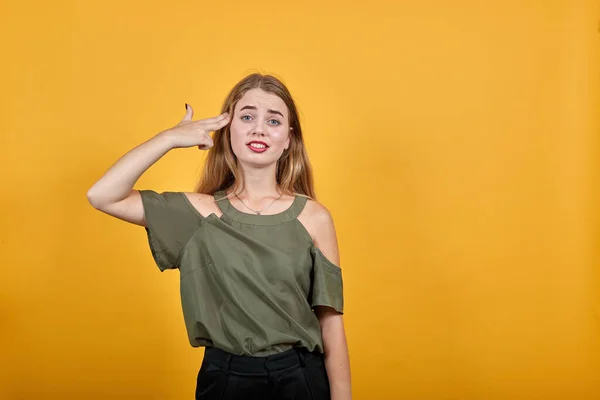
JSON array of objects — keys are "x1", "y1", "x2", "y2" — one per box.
[{"x1": 1, "y1": 1, "x2": 598, "y2": 399}]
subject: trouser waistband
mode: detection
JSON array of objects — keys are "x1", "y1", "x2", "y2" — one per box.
[{"x1": 203, "y1": 346, "x2": 321, "y2": 373}]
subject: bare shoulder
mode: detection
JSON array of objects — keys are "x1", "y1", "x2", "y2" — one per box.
[
  {"x1": 300, "y1": 198, "x2": 335, "y2": 226},
  {"x1": 298, "y1": 197, "x2": 340, "y2": 266},
  {"x1": 181, "y1": 192, "x2": 223, "y2": 218}
]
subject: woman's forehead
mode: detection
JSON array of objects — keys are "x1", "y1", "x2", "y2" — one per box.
[{"x1": 236, "y1": 88, "x2": 287, "y2": 114}]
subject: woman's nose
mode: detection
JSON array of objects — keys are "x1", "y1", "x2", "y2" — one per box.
[{"x1": 253, "y1": 121, "x2": 267, "y2": 134}]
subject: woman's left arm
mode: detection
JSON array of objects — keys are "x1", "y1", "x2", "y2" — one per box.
[
  {"x1": 316, "y1": 307, "x2": 352, "y2": 400},
  {"x1": 311, "y1": 205, "x2": 352, "y2": 400}
]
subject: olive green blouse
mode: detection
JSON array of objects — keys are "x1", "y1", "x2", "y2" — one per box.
[{"x1": 139, "y1": 189, "x2": 344, "y2": 356}]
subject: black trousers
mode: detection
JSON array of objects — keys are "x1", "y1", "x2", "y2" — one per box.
[{"x1": 195, "y1": 346, "x2": 331, "y2": 399}]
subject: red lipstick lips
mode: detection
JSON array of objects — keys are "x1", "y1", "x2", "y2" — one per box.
[{"x1": 247, "y1": 141, "x2": 269, "y2": 153}]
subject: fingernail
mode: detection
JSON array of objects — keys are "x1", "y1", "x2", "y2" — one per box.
[{"x1": 185, "y1": 103, "x2": 188, "y2": 110}]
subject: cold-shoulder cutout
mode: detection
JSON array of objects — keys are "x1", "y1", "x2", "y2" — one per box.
[{"x1": 180, "y1": 192, "x2": 224, "y2": 219}]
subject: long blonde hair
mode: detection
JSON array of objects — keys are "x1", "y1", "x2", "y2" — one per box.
[{"x1": 194, "y1": 73, "x2": 316, "y2": 201}]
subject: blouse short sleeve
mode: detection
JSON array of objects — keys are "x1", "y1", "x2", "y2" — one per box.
[
  {"x1": 139, "y1": 190, "x2": 202, "y2": 272},
  {"x1": 309, "y1": 246, "x2": 344, "y2": 314}
]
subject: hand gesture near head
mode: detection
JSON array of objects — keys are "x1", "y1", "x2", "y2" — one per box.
[{"x1": 163, "y1": 104, "x2": 230, "y2": 150}]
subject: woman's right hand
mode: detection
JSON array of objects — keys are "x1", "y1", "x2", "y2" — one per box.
[{"x1": 161, "y1": 104, "x2": 230, "y2": 150}]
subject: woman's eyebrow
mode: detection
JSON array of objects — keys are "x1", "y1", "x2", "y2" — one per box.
[{"x1": 239, "y1": 105, "x2": 284, "y2": 118}]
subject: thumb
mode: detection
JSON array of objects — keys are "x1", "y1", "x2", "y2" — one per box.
[{"x1": 181, "y1": 103, "x2": 194, "y2": 122}]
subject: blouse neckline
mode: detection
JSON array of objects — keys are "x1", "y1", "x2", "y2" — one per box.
[{"x1": 213, "y1": 190, "x2": 306, "y2": 226}]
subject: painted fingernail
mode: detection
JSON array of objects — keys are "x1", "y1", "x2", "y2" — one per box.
[{"x1": 185, "y1": 103, "x2": 188, "y2": 110}]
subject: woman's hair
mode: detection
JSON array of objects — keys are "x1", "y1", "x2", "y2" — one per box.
[{"x1": 194, "y1": 73, "x2": 316, "y2": 201}]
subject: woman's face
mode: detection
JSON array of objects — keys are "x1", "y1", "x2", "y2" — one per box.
[{"x1": 229, "y1": 88, "x2": 290, "y2": 168}]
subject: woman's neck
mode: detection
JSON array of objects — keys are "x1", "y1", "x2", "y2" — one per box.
[{"x1": 231, "y1": 164, "x2": 282, "y2": 201}]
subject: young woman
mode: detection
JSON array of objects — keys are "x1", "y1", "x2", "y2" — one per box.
[{"x1": 87, "y1": 73, "x2": 351, "y2": 399}]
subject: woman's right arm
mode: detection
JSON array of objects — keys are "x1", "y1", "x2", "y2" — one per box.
[
  {"x1": 86, "y1": 132, "x2": 175, "y2": 227},
  {"x1": 86, "y1": 105, "x2": 230, "y2": 227}
]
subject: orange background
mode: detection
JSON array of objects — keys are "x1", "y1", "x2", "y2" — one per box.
[{"x1": 1, "y1": 0, "x2": 598, "y2": 399}]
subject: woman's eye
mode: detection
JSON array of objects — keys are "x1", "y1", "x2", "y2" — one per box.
[
  {"x1": 268, "y1": 119, "x2": 281, "y2": 125},
  {"x1": 241, "y1": 115, "x2": 252, "y2": 121}
]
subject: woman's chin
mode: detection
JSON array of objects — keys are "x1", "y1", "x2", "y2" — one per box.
[{"x1": 236, "y1": 157, "x2": 277, "y2": 169}]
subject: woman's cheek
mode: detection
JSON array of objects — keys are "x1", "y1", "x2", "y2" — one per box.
[
  {"x1": 270, "y1": 128, "x2": 287, "y2": 142},
  {"x1": 229, "y1": 118, "x2": 243, "y2": 133},
  {"x1": 229, "y1": 122, "x2": 247, "y2": 144}
]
